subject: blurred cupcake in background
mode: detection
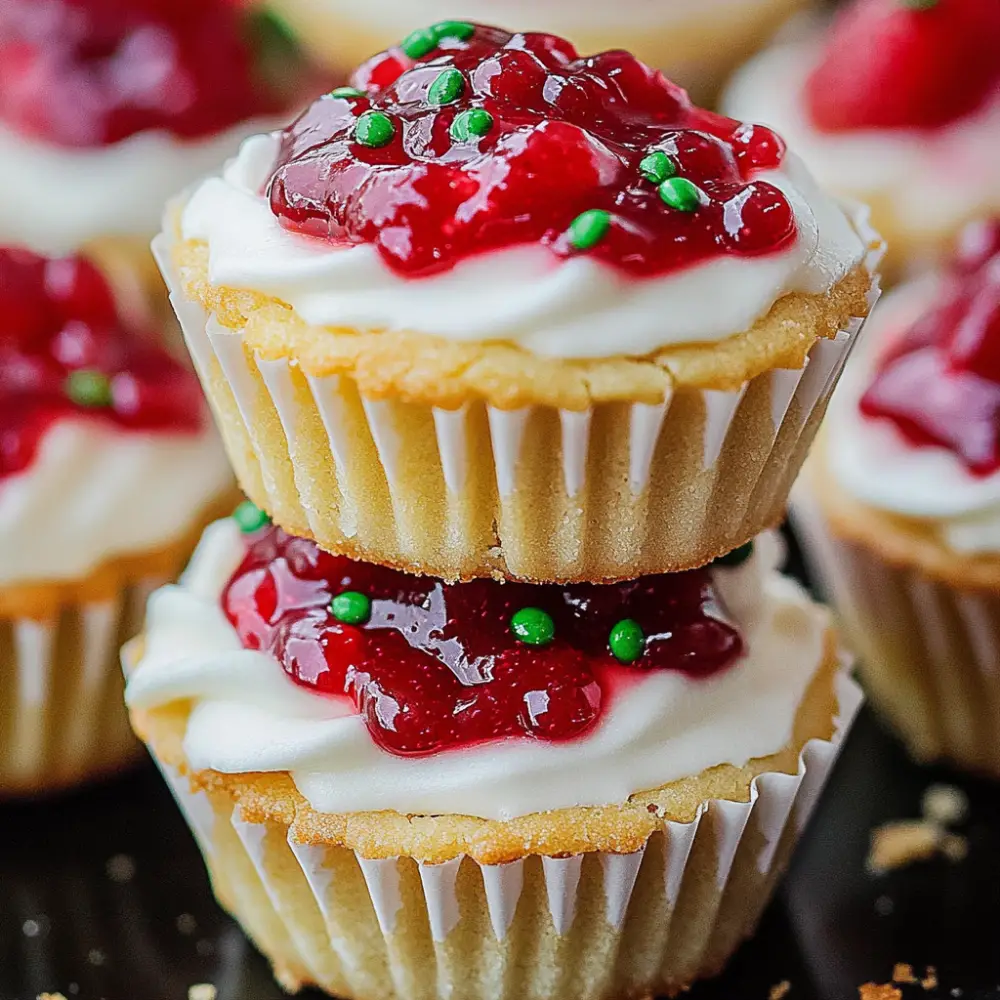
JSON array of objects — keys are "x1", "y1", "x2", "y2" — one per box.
[
  {"x1": 0, "y1": 0, "x2": 328, "y2": 317},
  {"x1": 0, "y1": 246, "x2": 234, "y2": 795},
  {"x1": 265, "y1": 0, "x2": 816, "y2": 101},
  {"x1": 793, "y1": 218, "x2": 1000, "y2": 775},
  {"x1": 724, "y1": 0, "x2": 1000, "y2": 281}
]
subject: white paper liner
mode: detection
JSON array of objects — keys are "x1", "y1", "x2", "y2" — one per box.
[
  {"x1": 154, "y1": 206, "x2": 884, "y2": 580},
  {"x1": 0, "y1": 582, "x2": 154, "y2": 794},
  {"x1": 792, "y1": 484, "x2": 1000, "y2": 774},
  {"x1": 155, "y1": 667, "x2": 860, "y2": 998}
]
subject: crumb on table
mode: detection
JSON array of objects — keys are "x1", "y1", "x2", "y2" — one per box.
[
  {"x1": 859, "y1": 984, "x2": 903, "y2": 1000},
  {"x1": 892, "y1": 964, "x2": 917, "y2": 984},
  {"x1": 769, "y1": 981, "x2": 791, "y2": 1000},
  {"x1": 867, "y1": 820, "x2": 943, "y2": 874},
  {"x1": 921, "y1": 784, "x2": 969, "y2": 827},
  {"x1": 188, "y1": 985, "x2": 217, "y2": 1000}
]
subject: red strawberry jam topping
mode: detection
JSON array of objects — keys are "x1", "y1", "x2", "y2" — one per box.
[
  {"x1": 805, "y1": 0, "x2": 1000, "y2": 132},
  {"x1": 0, "y1": 247, "x2": 204, "y2": 479},
  {"x1": 223, "y1": 518, "x2": 746, "y2": 757},
  {"x1": 0, "y1": 0, "x2": 318, "y2": 147},
  {"x1": 267, "y1": 23, "x2": 795, "y2": 278},
  {"x1": 860, "y1": 218, "x2": 1000, "y2": 475}
]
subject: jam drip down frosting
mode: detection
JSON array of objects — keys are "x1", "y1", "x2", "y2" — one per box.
[
  {"x1": 223, "y1": 512, "x2": 747, "y2": 757},
  {"x1": 0, "y1": 247, "x2": 204, "y2": 479},
  {"x1": 0, "y1": 0, "x2": 315, "y2": 147},
  {"x1": 860, "y1": 219, "x2": 1000, "y2": 476},
  {"x1": 268, "y1": 22, "x2": 795, "y2": 277}
]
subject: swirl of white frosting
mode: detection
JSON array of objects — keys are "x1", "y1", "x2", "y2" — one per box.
[
  {"x1": 179, "y1": 130, "x2": 865, "y2": 360},
  {"x1": 0, "y1": 420, "x2": 233, "y2": 586},
  {"x1": 827, "y1": 280, "x2": 1000, "y2": 555},
  {"x1": 724, "y1": 43, "x2": 1000, "y2": 243},
  {"x1": 0, "y1": 119, "x2": 284, "y2": 255},
  {"x1": 125, "y1": 521, "x2": 831, "y2": 820}
]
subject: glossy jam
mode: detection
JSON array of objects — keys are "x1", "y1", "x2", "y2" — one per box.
[
  {"x1": 223, "y1": 525, "x2": 745, "y2": 757},
  {"x1": 0, "y1": 0, "x2": 316, "y2": 146},
  {"x1": 805, "y1": 0, "x2": 1000, "y2": 132},
  {"x1": 0, "y1": 247, "x2": 204, "y2": 479},
  {"x1": 861, "y1": 219, "x2": 1000, "y2": 475},
  {"x1": 268, "y1": 24, "x2": 794, "y2": 278}
]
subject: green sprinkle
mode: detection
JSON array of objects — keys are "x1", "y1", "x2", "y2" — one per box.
[
  {"x1": 399, "y1": 26, "x2": 438, "y2": 58},
  {"x1": 331, "y1": 590, "x2": 372, "y2": 625},
  {"x1": 354, "y1": 111, "x2": 395, "y2": 148},
  {"x1": 567, "y1": 209, "x2": 611, "y2": 251},
  {"x1": 450, "y1": 108, "x2": 494, "y2": 143},
  {"x1": 639, "y1": 151, "x2": 676, "y2": 185},
  {"x1": 65, "y1": 369, "x2": 112, "y2": 408},
  {"x1": 431, "y1": 20, "x2": 475, "y2": 42},
  {"x1": 329, "y1": 86, "x2": 366, "y2": 99},
  {"x1": 714, "y1": 541, "x2": 754, "y2": 568},
  {"x1": 510, "y1": 607, "x2": 555, "y2": 647},
  {"x1": 428, "y1": 67, "x2": 465, "y2": 105},
  {"x1": 658, "y1": 176, "x2": 705, "y2": 212},
  {"x1": 609, "y1": 619, "x2": 645, "y2": 664},
  {"x1": 233, "y1": 500, "x2": 271, "y2": 534}
]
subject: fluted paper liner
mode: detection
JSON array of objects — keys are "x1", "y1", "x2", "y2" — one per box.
[
  {"x1": 153, "y1": 669, "x2": 860, "y2": 999},
  {"x1": 793, "y1": 489, "x2": 1000, "y2": 777},
  {"x1": 154, "y1": 208, "x2": 883, "y2": 582},
  {"x1": 0, "y1": 583, "x2": 154, "y2": 795}
]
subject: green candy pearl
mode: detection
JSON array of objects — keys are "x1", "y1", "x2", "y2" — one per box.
[
  {"x1": 399, "y1": 26, "x2": 438, "y2": 58},
  {"x1": 354, "y1": 111, "x2": 395, "y2": 148},
  {"x1": 639, "y1": 151, "x2": 676, "y2": 185},
  {"x1": 714, "y1": 541, "x2": 754, "y2": 568},
  {"x1": 232, "y1": 500, "x2": 271, "y2": 534},
  {"x1": 450, "y1": 107, "x2": 493, "y2": 142},
  {"x1": 431, "y1": 20, "x2": 475, "y2": 42},
  {"x1": 331, "y1": 590, "x2": 372, "y2": 625},
  {"x1": 510, "y1": 607, "x2": 555, "y2": 647},
  {"x1": 65, "y1": 369, "x2": 112, "y2": 408},
  {"x1": 567, "y1": 209, "x2": 611, "y2": 251},
  {"x1": 428, "y1": 67, "x2": 465, "y2": 105},
  {"x1": 329, "y1": 86, "x2": 366, "y2": 99},
  {"x1": 659, "y1": 176, "x2": 704, "y2": 212},
  {"x1": 609, "y1": 619, "x2": 645, "y2": 664}
]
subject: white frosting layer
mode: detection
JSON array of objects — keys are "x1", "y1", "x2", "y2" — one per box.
[
  {"x1": 827, "y1": 280, "x2": 1000, "y2": 555},
  {"x1": 125, "y1": 522, "x2": 831, "y2": 820},
  {"x1": 0, "y1": 420, "x2": 232, "y2": 586},
  {"x1": 0, "y1": 118, "x2": 283, "y2": 255},
  {"x1": 180, "y1": 131, "x2": 865, "y2": 359},
  {"x1": 724, "y1": 43, "x2": 1000, "y2": 242}
]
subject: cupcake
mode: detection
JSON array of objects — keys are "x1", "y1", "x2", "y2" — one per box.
[
  {"x1": 264, "y1": 0, "x2": 812, "y2": 102},
  {"x1": 0, "y1": 246, "x2": 234, "y2": 794},
  {"x1": 125, "y1": 514, "x2": 860, "y2": 998},
  {"x1": 723, "y1": 0, "x2": 1000, "y2": 281},
  {"x1": 0, "y1": 0, "x2": 324, "y2": 312},
  {"x1": 793, "y1": 218, "x2": 1000, "y2": 775},
  {"x1": 156, "y1": 23, "x2": 881, "y2": 585}
]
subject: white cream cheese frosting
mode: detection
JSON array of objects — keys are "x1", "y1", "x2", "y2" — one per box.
[
  {"x1": 125, "y1": 522, "x2": 832, "y2": 820},
  {"x1": 0, "y1": 118, "x2": 284, "y2": 255},
  {"x1": 179, "y1": 130, "x2": 866, "y2": 360},
  {"x1": 826, "y1": 280, "x2": 1000, "y2": 556},
  {"x1": 724, "y1": 43, "x2": 1000, "y2": 244},
  {"x1": 0, "y1": 419, "x2": 233, "y2": 586}
]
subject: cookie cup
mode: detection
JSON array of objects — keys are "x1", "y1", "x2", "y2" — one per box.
[
  {"x1": 156, "y1": 208, "x2": 880, "y2": 584},
  {"x1": 794, "y1": 448, "x2": 1000, "y2": 777},
  {"x1": 125, "y1": 634, "x2": 857, "y2": 999}
]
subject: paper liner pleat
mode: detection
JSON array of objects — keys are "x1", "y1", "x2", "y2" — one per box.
[
  {"x1": 159, "y1": 212, "x2": 883, "y2": 581},
  {"x1": 792, "y1": 487, "x2": 1000, "y2": 776},
  {"x1": 157, "y1": 670, "x2": 860, "y2": 1000},
  {"x1": 0, "y1": 582, "x2": 154, "y2": 794}
]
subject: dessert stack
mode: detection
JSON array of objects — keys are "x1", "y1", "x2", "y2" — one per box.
[{"x1": 125, "y1": 23, "x2": 883, "y2": 997}]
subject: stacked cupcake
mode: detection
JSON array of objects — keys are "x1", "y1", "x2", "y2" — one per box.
[
  {"x1": 125, "y1": 24, "x2": 882, "y2": 997},
  {"x1": 0, "y1": 0, "x2": 323, "y2": 794},
  {"x1": 794, "y1": 218, "x2": 1000, "y2": 776}
]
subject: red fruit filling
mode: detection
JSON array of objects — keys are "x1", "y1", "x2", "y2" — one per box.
[
  {"x1": 267, "y1": 23, "x2": 795, "y2": 278},
  {"x1": 805, "y1": 0, "x2": 1000, "y2": 132},
  {"x1": 0, "y1": 0, "x2": 320, "y2": 147},
  {"x1": 860, "y1": 218, "x2": 1000, "y2": 475},
  {"x1": 222, "y1": 524, "x2": 745, "y2": 757},
  {"x1": 0, "y1": 247, "x2": 204, "y2": 479}
]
